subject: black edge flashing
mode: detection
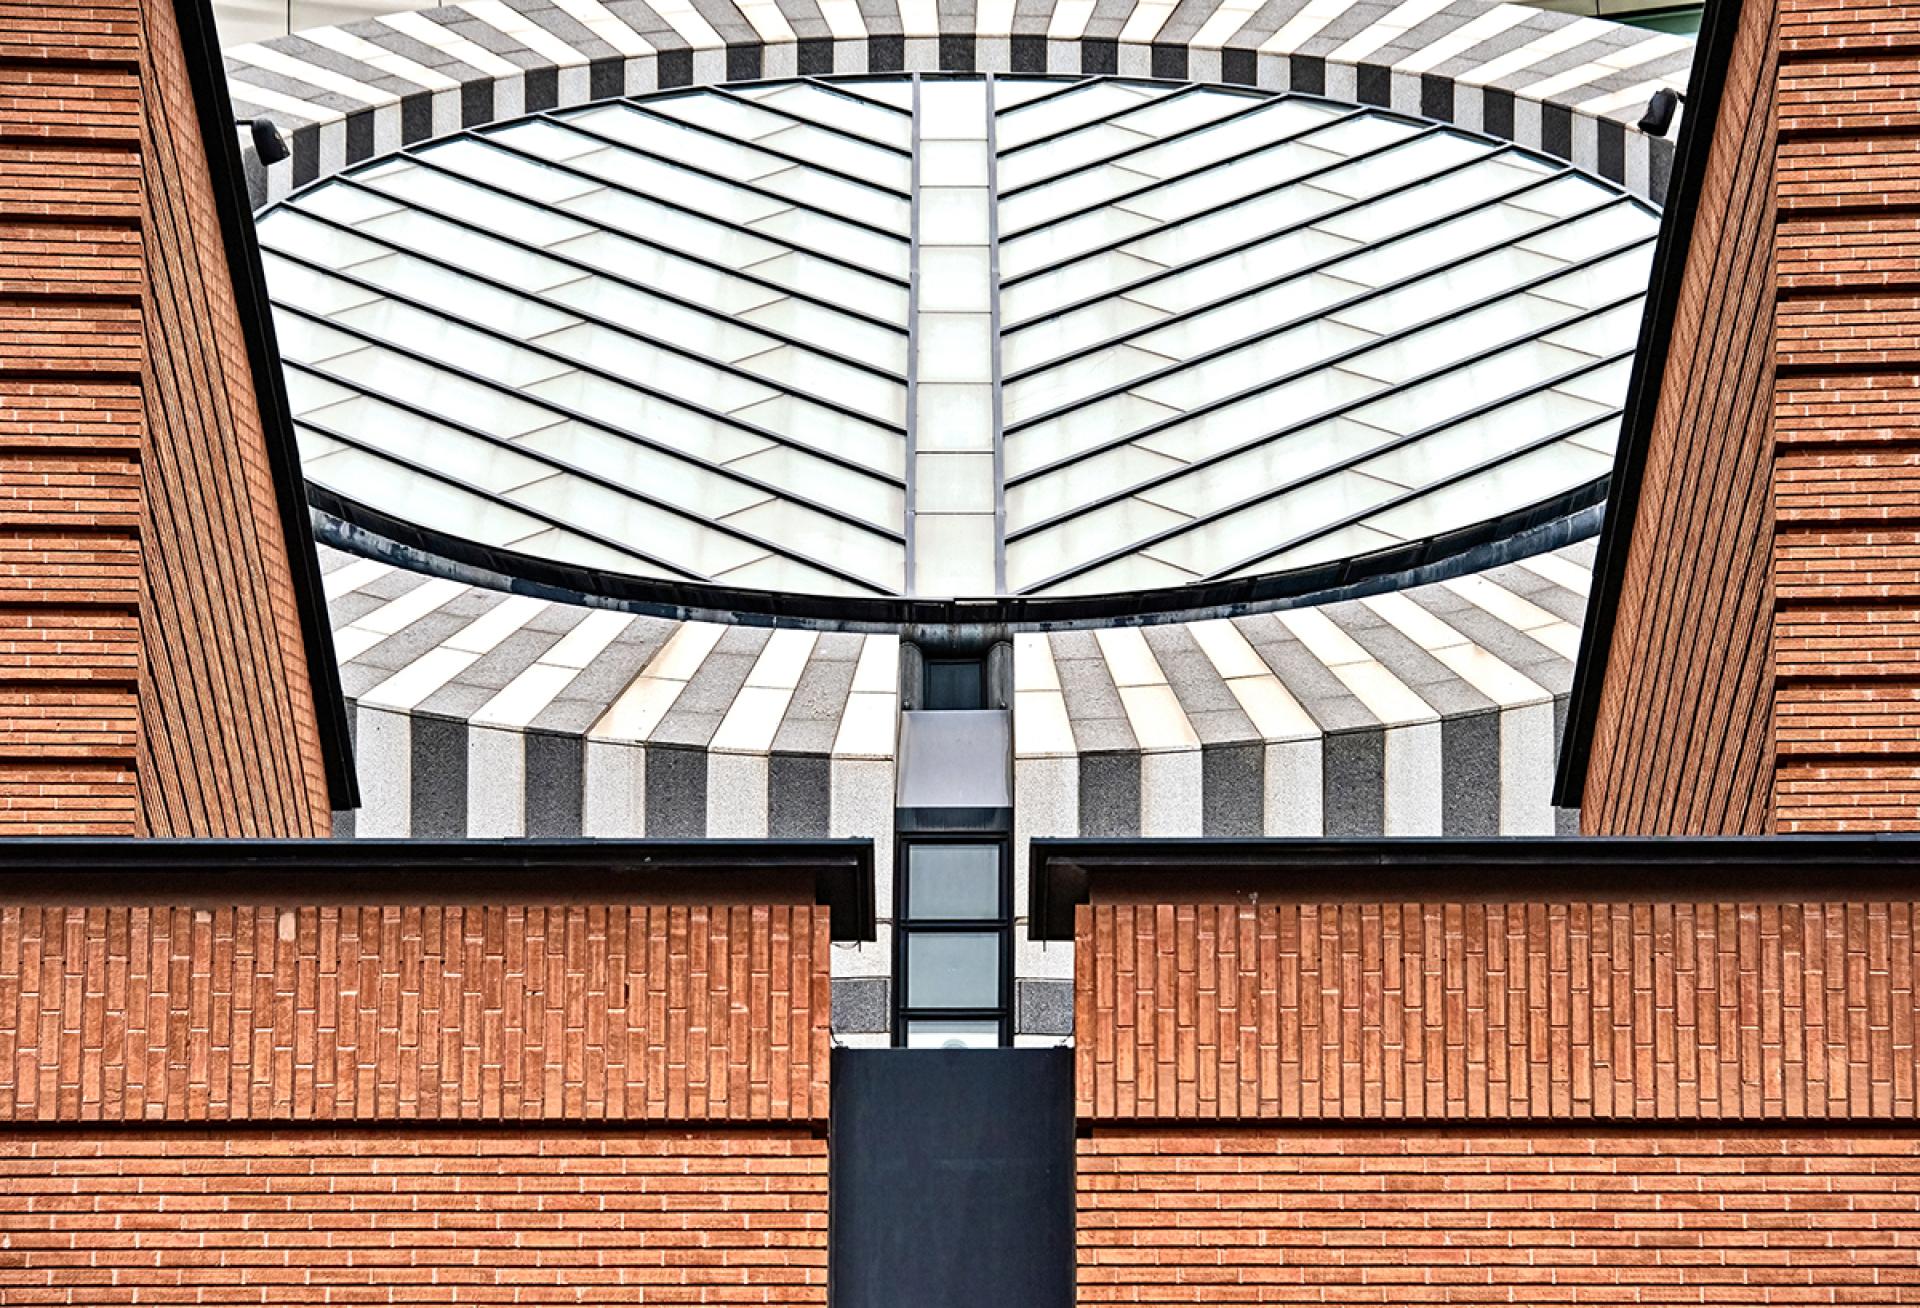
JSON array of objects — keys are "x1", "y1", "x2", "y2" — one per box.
[
  {"x1": 172, "y1": 0, "x2": 361, "y2": 810},
  {"x1": 1028, "y1": 834, "x2": 1920, "y2": 940},
  {"x1": 1552, "y1": 0, "x2": 1746, "y2": 809},
  {"x1": 0, "y1": 838, "x2": 877, "y2": 942}
]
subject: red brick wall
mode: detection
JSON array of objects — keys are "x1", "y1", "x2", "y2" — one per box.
[
  {"x1": 1579, "y1": 0, "x2": 1777, "y2": 835},
  {"x1": 1079, "y1": 1128, "x2": 1920, "y2": 1305},
  {"x1": 1775, "y1": 0, "x2": 1920, "y2": 831},
  {"x1": 0, "y1": 1129, "x2": 827, "y2": 1306}
]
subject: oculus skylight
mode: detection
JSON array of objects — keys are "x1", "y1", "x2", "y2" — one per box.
[{"x1": 261, "y1": 74, "x2": 1657, "y2": 605}]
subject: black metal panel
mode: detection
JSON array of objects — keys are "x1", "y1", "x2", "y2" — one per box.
[{"x1": 831, "y1": 1048, "x2": 1073, "y2": 1308}]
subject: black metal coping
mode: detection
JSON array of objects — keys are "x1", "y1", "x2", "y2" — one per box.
[
  {"x1": 173, "y1": 0, "x2": 359, "y2": 808},
  {"x1": 1028, "y1": 835, "x2": 1920, "y2": 940},
  {"x1": 0, "y1": 839, "x2": 876, "y2": 942},
  {"x1": 1552, "y1": 0, "x2": 1746, "y2": 808}
]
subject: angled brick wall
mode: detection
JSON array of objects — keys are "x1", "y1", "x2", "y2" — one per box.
[{"x1": 1775, "y1": 0, "x2": 1920, "y2": 831}]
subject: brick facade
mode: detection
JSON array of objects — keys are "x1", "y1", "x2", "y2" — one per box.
[{"x1": 0, "y1": 0, "x2": 334, "y2": 837}]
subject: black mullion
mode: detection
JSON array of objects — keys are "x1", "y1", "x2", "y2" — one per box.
[{"x1": 614, "y1": 99, "x2": 914, "y2": 197}]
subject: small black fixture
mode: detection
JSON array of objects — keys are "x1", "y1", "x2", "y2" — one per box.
[
  {"x1": 1636, "y1": 87, "x2": 1684, "y2": 138},
  {"x1": 237, "y1": 115, "x2": 290, "y2": 165}
]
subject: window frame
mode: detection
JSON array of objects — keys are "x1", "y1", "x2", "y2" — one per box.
[{"x1": 892, "y1": 833, "x2": 1014, "y2": 1047}]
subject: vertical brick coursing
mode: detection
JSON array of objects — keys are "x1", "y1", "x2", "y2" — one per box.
[
  {"x1": 1776, "y1": 0, "x2": 1920, "y2": 830},
  {"x1": 0, "y1": 1131, "x2": 828, "y2": 1306},
  {"x1": 0, "y1": 0, "x2": 331, "y2": 836},
  {"x1": 1580, "y1": 0, "x2": 1777, "y2": 835},
  {"x1": 1079, "y1": 1129, "x2": 1920, "y2": 1305}
]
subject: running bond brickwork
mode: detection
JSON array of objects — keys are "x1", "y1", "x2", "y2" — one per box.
[
  {"x1": 1776, "y1": 0, "x2": 1920, "y2": 831},
  {"x1": 0, "y1": 0, "x2": 331, "y2": 837},
  {"x1": 1078, "y1": 1129, "x2": 1920, "y2": 1306}
]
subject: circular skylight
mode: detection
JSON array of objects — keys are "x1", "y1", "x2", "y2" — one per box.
[{"x1": 261, "y1": 75, "x2": 1656, "y2": 607}]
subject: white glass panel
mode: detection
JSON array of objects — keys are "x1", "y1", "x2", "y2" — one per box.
[
  {"x1": 727, "y1": 445, "x2": 905, "y2": 528},
  {"x1": 648, "y1": 89, "x2": 791, "y2": 141},
  {"x1": 1129, "y1": 318, "x2": 1375, "y2": 411},
  {"x1": 996, "y1": 123, "x2": 1153, "y2": 192},
  {"x1": 532, "y1": 322, "x2": 778, "y2": 413},
  {"x1": 1504, "y1": 173, "x2": 1622, "y2": 219},
  {"x1": 417, "y1": 137, "x2": 604, "y2": 203},
  {"x1": 914, "y1": 384, "x2": 995, "y2": 453},
  {"x1": 914, "y1": 452, "x2": 995, "y2": 513},
  {"x1": 1553, "y1": 357, "x2": 1633, "y2": 407},
  {"x1": 917, "y1": 247, "x2": 992, "y2": 313},
  {"x1": 283, "y1": 370, "x2": 356, "y2": 416},
  {"x1": 1344, "y1": 344, "x2": 1591, "y2": 436},
  {"x1": 1360, "y1": 441, "x2": 1610, "y2": 540},
  {"x1": 1111, "y1": 86, "x2": 1265, "y2": 142},
  {"x1": 353, "y1": 208, "x2": 582, "y2": 293},
  {"x1": 1540, "y1": 300, "x2": 1644, "y2": 358},
  {"x1": 514, "y1": 419, "x2": 774, "y2": 518},
  {"x1": 510, "y1": 528, "x2": 681, "y2": 578},
  {"x1": 1004, "y1": 392, "x2": 1181, "y2": 474},
  {"x1": 712, "y1": 552, "x2": 887, "y2": 596},
  {"x1": 258, "y1": 209, "x2": 386, "y2": 269},
  {"x1": 1130, "y1": 369, "x2": 1381, "y2": 464},
  {"x1": 261, "y1": 252, "x2": 382, "y2": 315},
  {"x1": 303, "y1": 394, "x2": 555, "y2": 494},
  {"x1": 1132, "y1": 278, "x2": 1373, "y2": 362},
  {"x1": 1122, "y1": 99, "x2": 1349, "y2": 179},
  {"x1": 1313, "y1": 133, "x2": 1484, "y2": 201},
  {"x1": 1123, "y1": 141, "x2": 1347, "y2": 224},
  {"x1": 560, "y1": 190, "x2": 787, "y2": 271},
  {"x1": 299, "y1": 446, "x2": 550, "y2": 551},
  {"x1": 1144, "y1": 468, "x2": 1403, "y2": 574},
  {"x1": 331, "y1": 300, "x2": 572, "y2": 387},
  {"x1": 919, "y1": 79, "x2": 987, "y2": 140},
  {"x1": 1226, "y1": 522, "x2": 1399, "y2": 576},
  {"x1": 1126, "y1": 229, "x2": 1359, "y2": 315},
  {"x1": 509, "y1": 475, "x2": 772, "y2": 577},
  {"x1": 748, "y1": 208, "x2": 910, "y2": 279},
  {"x1": 1003, "y1": 344, "x2": 1179, "y2": 424},
  {"x1": 989, "y1": 79, "x2": 1067, "y2": 111},
  {"x1": 1020, "y1": 549, "x2": 1197, "y2": 596},
  {"x1": 542, "y1": 276, "x2": 775, "y2": 362},
  {"x1": 709, "y1": 499, "x2": 900, "y2": 589},
  {"x1": 546, "y1": 229, "x2": 782, "y2": 313},
  {"x1": 999, "y1": 250, "x2": 1165, "y2": 325},
  {"x1": 271, "y1": 310, "x2": 365, "y2": 366},
  {"x1": 998, "y1": 206, "x2": 1158, "y2": 280},
  {"x1": 1516, "y1": 205, "x2": 1659, "y2": 261},
  {"x1": 1000, "y1": 162, "x2": 1162, "y2": 233},
  {"x1": 906, "y1": 1020, "x2": 999, "y2": 1049},
  {"x1": 741, "y1": 344, "x2": 906, "y2": 424},
  {"x1": 1012, "y1": 495, "x2": 1189, "y2": 580},
  {"x1": 738, "y1": 82, "x2": 913, "y2": 146},
  {"x1": 753, "y1": 121, "x2": 912, "y2": 190},
  {"x1": 296, "y1": 181, "x2": 401, "y2": 223},
  {"x1": 1341, "y1": 305, "x2": 1586, "y2": 387},
  {"x1": 911, "y1": 515, "x2": 998, "y2": 596},
  {"x1": 560, "y1": 145, "x2": 790, "y2": 224},
  {"x1": 1312, "y1": 159, "x2": 1553, "y2": 245},
  {"x1": 324, "y1": 349, "x2": 558, "y2": 437},
  {"x1": 1302, "y1": 113, "x2": 1425, "y2": 158},
  {"x1": 524, "y1": 371, "x2": 773, "y2": 463},
  {"x1": 1135, "y1": 416, "x2": 1397, "y2": 519},
  {"x1": 739, "y1": 297, "x2": 909, "y2": 374},
  {"x1": 1118, "y1": 184, "x2": 1349, "y2": 267},
  {"x1": 915, "y1": 314, "x2": 992, "y2": 384},
  {"x1": 736, "y1": 251, "x2": 910, "y2": 319},
  {"x1": 1004, "y1": 442, "x2": 1184, "y2": 528},
  {"x1": 358, "y1": 164, "x2": 594, "y2": 246},
  {"x1": 484, "y1": 118, "x2": 606, "y2": 162},
  {"x1": 1354, "y1": 389, "x2": 1611, "y2": 490},
  {"x1": 343, "y1": 253, "x2": 579, "y2": 339},
  {"x1": 918, "y1": 187, "x2": 991, "y2": 245},
  {"x1": 756, "y1": 163, "x2": 911, "y2": 232},
  {"x1": 1530, "y1": 246, "x2": 1656, "y2": 310},
  {"x1": 907, "y1": 845, "x2": 1001, "y2": 918},
  {"x1": 1000, "y1": 295, "x2": 1166, "y2": 374},
  {"x1": 727, "y1": 395, "x2": 904, "y2": 472},
  {"x1": 996, "y1": 81, "x2": 1160, "y2": 150},
  {"x1": 921, "y1": 139, "x2": 989, "y2": 187},
  {"x1": 1329, "y1": 250, "x2": 1558, "y2": 335}
]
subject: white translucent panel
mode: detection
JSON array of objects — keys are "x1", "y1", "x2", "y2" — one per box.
[
  {"x1": 647, "y1": 89, "x2": 792, "y2": 141},
  {"x1": 1328, "y1": 250, "x2": 1559, "y2": 335},
  {"x1": 754, "y1": 122, "x2": 913, "y2": 191},
  {"x1": 303, "y1": 394, "x2": 557, "y2": 494},
  {"x1": 514, "y1": 419, "x2": 775, "y2": 519},
  {"x1": 999, "y1": 161, "x2": 1163, "y2": 233},
  {"x1": 1011, "y1": 495, "x2": 1190, "y2": 582},
  {"x1": 727, "y1": 445, "x2": 906, "y2": 528},
  {"x1": 532, "y1": 322, "x2": 779, "y2": 414},
  {"x1": 997, "y1": 206, "x2": 1158, "y2": 280},
  {"x1": 905, "y1": 1020, "x2": 1000, "y2": 1050},
  {"x1": 416, "y1": 137, "x2": 604, "y2": 203},
  {"x1": 1301, "y1": 113, "x2": 1426, "y2": 158},
  {"x1": 1540, "y1": 299, "x2": 1644, "y2": 359},
  {"x1": 1345, "y1": 344, "x2": 1592, "y2": 437},
  {"x1": 918, "y1": 187, "x2": 991, "y2": 245},
  {"x1": 1361, "y1": 440, "x2": 1611, "y2": 540},
  {"x1": 829, "y1": 80, "x2": 917, "y2": 111},
  {"x1": 1110, "y1": 86, "x2": 1266, "y2": 142},
  {"x1": 1327, "y1": 205, "x2": 1556, "y2": 288},
  {"x1": 740, "y1": 250, "x2": 910, "y2": 319},
  {"x1": 546, "y1": 229, "x2": 780, "y2": 313},
  {"x1": 1003, "y1": 442, "x2": 1185, "y2": 529},
  {"x1": 1516, "y1": 205, "x2": 1660, "y2": 261},
  {"x1": 508, "y1": 475, "x2": 773, "y2": 578},
  {"x1": 1136, "y1": 416, "x2": 1400, "y2": 518},
  {"x1": 324, "y1": 349, "x2": 559, "y2": 437},
  {"x1": 1122, "y1": 100, "x2": 1352, "y2": 180},
  {"x1": 740, "y1": 344, "x2": 907, "y2": 424},
  {"x1": 258, "y1": 209, "x2": 387, "y2": 270},
  {"x1": 300, "y1": 447, "x2": 550, "y2": 550},
  {"x1": 261, "y1": 252, "x2": 382, "y2": 315},
  {"x1": 1312, "y1": 132, "x2": 1488, "y2": 201},
  {"x1": 559, "y1": 145, "x2": 790, "y2": 224},
  {"x1": 918, "y1": 247, "x2": 992, "y2": 313},
  {"x1": 560, "y1": 190, "x2": 786, "y2": 271},
  {"x1": 756, "y1": 84, "x2": 914, "y2": 146},
  {"x1": 1130, "y1": 319, "x2": 1377, "y2": 411},
  {"x1": 1354, "y1": 390, "x2": 1610, "y2": 491},
  {"x1": 727, "y1": 395, "x2": 905, "y2": 473},
  {"x1": 1131, "y1": 368, "x2": 1382, "y2": 463},
  {"x1": 524, "y1": 371, "x2": 773, "y2": 464},
  {"x1": 997, "y1": 124, "x2": 1153, "y2": 192},
  {"x1": 507, "y1": 528, "x2": 682, "y2": 578},
  {"x1": 1145, "y1": 468, "x2": 1405, "y2": 575},
  {"x1": 751, "y1": 162, "x2": 912, "y2": 231},
  {"x1": 999, "y1": 250, "x2": 1165, "y2": 324},
  {"x1": 1003, "y1": 343, "x2": 1180, "y2": 425},
  {"x1": 749, "y1": 208, "x2": 911, "y2": 279},
  {"x1": 331, "y1": 301, "x2": 573, "y2": 387},
  {"x1": 1133, "y1": 275, "x2": 1375, "y2": 362},
  {"x1": 914, "y1": 384, "x2": 995, "y2": 452},
  {"x1": 1553, "y1": 357, "x2": 1633, "y2": 407},
  {"x1": 283, "y1": 370, "x2": 356, "y2": 416},
  {"x1": 339, "y1": 253, "x2": 580, "y2": 339},
  {"x1": 722, "y1": 501, "x2": 903, "y2": 589},
  {"x1": 1004, "y1": 392, "x2": 1181, "y2": 474},
  {"x1": 1125, "y1": 229, "x2": 1359, "y2": 315},
  {"x1": 912, "y1": 514, "x2": 999, "y2": 596},
  {"x1": 903, "y1": 932, "x2": 1000, "y2": 1007},
  {"x1": 353, "y1": 208, "x2": 582, "y2": 293},
  {"x1": 292, "y1": 425, "x2": 347, "y2": 462},
  {"x1": 1022, "y1": 549, "x2": 1199, "y2": 596},
  {"x1": 1119, "y1": 184, "x2": 1350, "y2": 267},
  {"x1": 1530, "y1": 246, "x2": 1656, "y2": 310},
  {"x1": 919, "y1": 79, "x2": 988, "y2": 140},
  {"x1": 582, "y1": 107, "x2": 796, "y2": 182},
  {"x1": 542, "y1": 276, "x2": 775, "y2": 363},
  {"x1": 1224, "y1": 522, "x2": 1400, "y2": 577},
  {"x1": 921, "y1": 139, "x2": 989, "y2": 187},
  {"x1": 357, "y1": 164, "x2": 594, "y2": 246},
  {"x1": 913, "y1": 452, "x2": 995, "y2": 513},
  {"x1": 484, "y1": 118, "x2": 606, "y2": 163},
  {"x1": 271, "y1": 310, "x2": 364, "y2": 366},
  {"x1": 713, "y1": 551, "x2": 894, "y2": 597},
  {"x1": 1504, "y1": 173, "x2": 1624, "y2": 219},
  {"x1": 989, "y1": 79, "x2": 1068, "y2": 111},
  {"x1": 915, "y1": 314, "x2": 993, "y2": 383},
  {"x1": 1311, "y1": 157, "x2": 1563, "y2": 245},
  {"x1": 1000, "y1": 296, "x2": 1166, "y2": 374},
  {"x1": 996, "y1": 81, "x2": 1161, "y2": 150},
  {"x1": 739, "y1": 298, "x2": 909, "y2": 374},
  {"x1": 1566, "y1": 416, "x2": 1622, "y2": 456},
  {"x1": 295, "y1": 181, "x2": 402, "y2": 223},
  {"x1": 1341, "y1": 303, "x2": 1586, "y2": 387},
  {"x1": 1121, "y1": 141, "x2": 1349, "y2": 225}
]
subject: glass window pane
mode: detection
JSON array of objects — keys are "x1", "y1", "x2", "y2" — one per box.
[
  {"x1": 905, "y1": 932, "x2": 1001, "y2": 1008},
  {"x1": 906, "y1": 1020, "x2": 1000, "y2": 1049},
  {"x1": 907, "y1": 845, "x2": 1000, "y2": 917}
]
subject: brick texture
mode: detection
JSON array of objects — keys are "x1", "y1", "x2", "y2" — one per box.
[
  {"x1": 1776, "y1": 0, "x2": 1920, "y2": 832},
  {"x1": 0, "y1": 901, "x2": 830, "y2": 1124},
  {"x1": 0, "y1": 1130, "x2": 828, "y2": 1306},
  {"x1": 0, "y1": 0, "x2": 332, "y2": 837},
  {"x1": 1079, "y1": 1128, "x2": 1920, "y2": 1305},
  {"x1": 1578, "y1": 0, "x2": 1777, "y2": 835},
  {"x1": 1076, "y1": 900, "x2": 1920, "y2": 1122}
]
